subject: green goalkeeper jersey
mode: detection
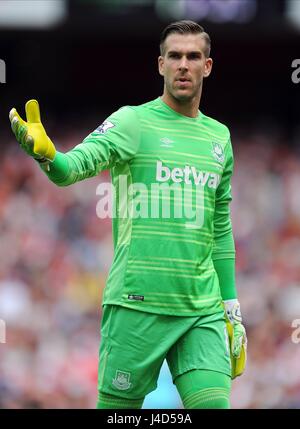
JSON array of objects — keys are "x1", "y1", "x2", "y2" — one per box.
[{"x1": 45, "y1": 97, "x2": 235, "y2": 316}]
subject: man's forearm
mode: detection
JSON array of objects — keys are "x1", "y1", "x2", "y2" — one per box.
[
  {"x1": 38, "y1": 151, "x2": 74, "y2": 186},
  {"x1": 38, "y1": 140, "x2": 109, "y2": 186},
  {"x1": 213, "y1": 257, "x2": 236, "y2": 300},
  {"x1": 212, "y1": 230, "x2": 237, "y2": 300}
]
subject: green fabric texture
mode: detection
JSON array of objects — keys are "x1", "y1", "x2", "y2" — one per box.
[
  {"x1": 97, "y1": 392, "x2": 144, "y2": 409},
  {"x1": 39, "y1": 151, "x2": 70, "y2": 184},
  {"x1": 39, "y1": 97, "x2": 236, "y2": 316},
  {"x1": 175, "y1": 369, "x2": 231, "y2": 409},
  {"x1": 98, "y1": 305, "x2": 231, "y2": 399},
  {"x1": 213, "y1": 256, "x2": 237, "y2": 300},
  {"x1": 42, "y1": 106, "x2": 140, "y2": 186}
]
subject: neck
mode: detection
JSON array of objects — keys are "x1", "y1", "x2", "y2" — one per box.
[{"x1": 161, "y1": 89, "x2": 201, "y2": 118}]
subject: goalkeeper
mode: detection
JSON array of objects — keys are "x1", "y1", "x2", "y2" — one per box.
[{"x1": 9, "y1": 20, "x2": 247, "y2": 409}]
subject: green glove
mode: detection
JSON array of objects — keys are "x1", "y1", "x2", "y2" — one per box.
[
  {"x1": 223, "y1": 299, "x2": 247, "y2": 379},
  {"x1": 9, "y1": 99, "x2": 56, "y2": 162}
]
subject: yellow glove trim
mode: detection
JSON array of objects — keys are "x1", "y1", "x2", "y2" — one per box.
[{"x1": 226, "y1": 321, "x2": 247, "y2": 379}]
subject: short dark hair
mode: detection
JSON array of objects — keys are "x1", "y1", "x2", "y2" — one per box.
[{"x1": 160, "y1": 20, "x2": 211, "y2": 58}]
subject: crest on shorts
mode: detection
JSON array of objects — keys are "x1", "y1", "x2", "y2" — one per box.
[
  {"x1": 95, "y1": 120, "x2": 115, "y2": 134},
  {"x1": 211, "y1": 142, "x2": 225, "y2": 164},
  {"x1": 112, "y1": 370, "x2": 132, "y2": 390}
]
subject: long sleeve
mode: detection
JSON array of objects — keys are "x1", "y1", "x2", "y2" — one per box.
[
  {"x1": 212, "y1": 138, "x2": 237, "y2": 300},
  {"x1": 39, "y1": 106, "x2": 141, "y2": 186}
]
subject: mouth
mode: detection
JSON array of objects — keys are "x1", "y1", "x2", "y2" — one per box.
[
  {"x1": 177, "y1": 77, "x2": 191, "y2": 83},
  {"x1": 176, "y1": 78, "x2": 192, "y2": 88}
]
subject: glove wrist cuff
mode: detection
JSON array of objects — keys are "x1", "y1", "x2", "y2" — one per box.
[
  {"x1": 34, "y1": 157, "x2": 48, "y2": 163},
  {"x1": 223, "y1": 299, "x2": 242, "y2": 324}
]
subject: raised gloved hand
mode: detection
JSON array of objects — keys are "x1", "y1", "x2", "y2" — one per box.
[
  {"x1": 223, "y1": 299, "x2": 247, "y2": 379},
  {"x1": 9, "y1": 99, "x2": 56, "y2": 162}
]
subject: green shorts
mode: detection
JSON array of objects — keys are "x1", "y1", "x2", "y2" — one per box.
[{"x1": 98, "y1": 304, "x2": 231, "y2": 399}]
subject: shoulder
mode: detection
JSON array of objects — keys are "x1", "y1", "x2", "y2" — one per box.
[
  {"x1": 106, "y1": 99, "x2": 160, "y2": 127},
  {"x1": 129, "y1": 98, "x2": 162, "y2": 117},
  {"x1": 96, "y1": 105, "x2": 140, "y2": 134},
  {"x1": 108, "y1": 100, "x2": 156, "y2": 122},
  {"x1": 108, "y1": 105, "x2": 139, "y2": 122}
]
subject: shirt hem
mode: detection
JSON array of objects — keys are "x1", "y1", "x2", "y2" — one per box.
[{"x1": 102, "y1": 300, "x2": 223, "y2": 318}]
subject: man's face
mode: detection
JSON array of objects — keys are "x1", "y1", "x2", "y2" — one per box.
[{"x1": 158, "y1": 33, "x2": 213, "y2": 102}]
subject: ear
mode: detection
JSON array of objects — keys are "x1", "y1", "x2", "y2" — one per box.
[
  {"x1": 204, "y1": 57, "x2": 213, "y2": 78},
  {"x1": 158, "y1": 55, "x2": 164, "y2": 76}
]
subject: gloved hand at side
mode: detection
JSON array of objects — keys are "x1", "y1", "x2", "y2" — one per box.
[{"x1": 223, "y1": 299, "x2": 247, "y2": 379}]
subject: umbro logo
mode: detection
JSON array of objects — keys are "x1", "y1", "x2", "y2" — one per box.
[{"x1": 160, "y1": 137, "x2": 174, "y2": 148}]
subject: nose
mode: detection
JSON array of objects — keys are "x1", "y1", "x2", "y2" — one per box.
[{"x1": 178, "y1": 56, "x2": 188, "y2": 71}]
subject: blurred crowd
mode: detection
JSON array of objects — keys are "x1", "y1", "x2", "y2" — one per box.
[{"x1": 1, "y1": 127, "x2": 300, "y2": 409}]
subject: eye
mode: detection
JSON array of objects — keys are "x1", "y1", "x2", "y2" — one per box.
[
  {"x1": 188, "y1": 53, "x2": 201, "y2": 60},
  {"x1": 169, "y1": 53, "x2": 180, "y2": 59}
]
